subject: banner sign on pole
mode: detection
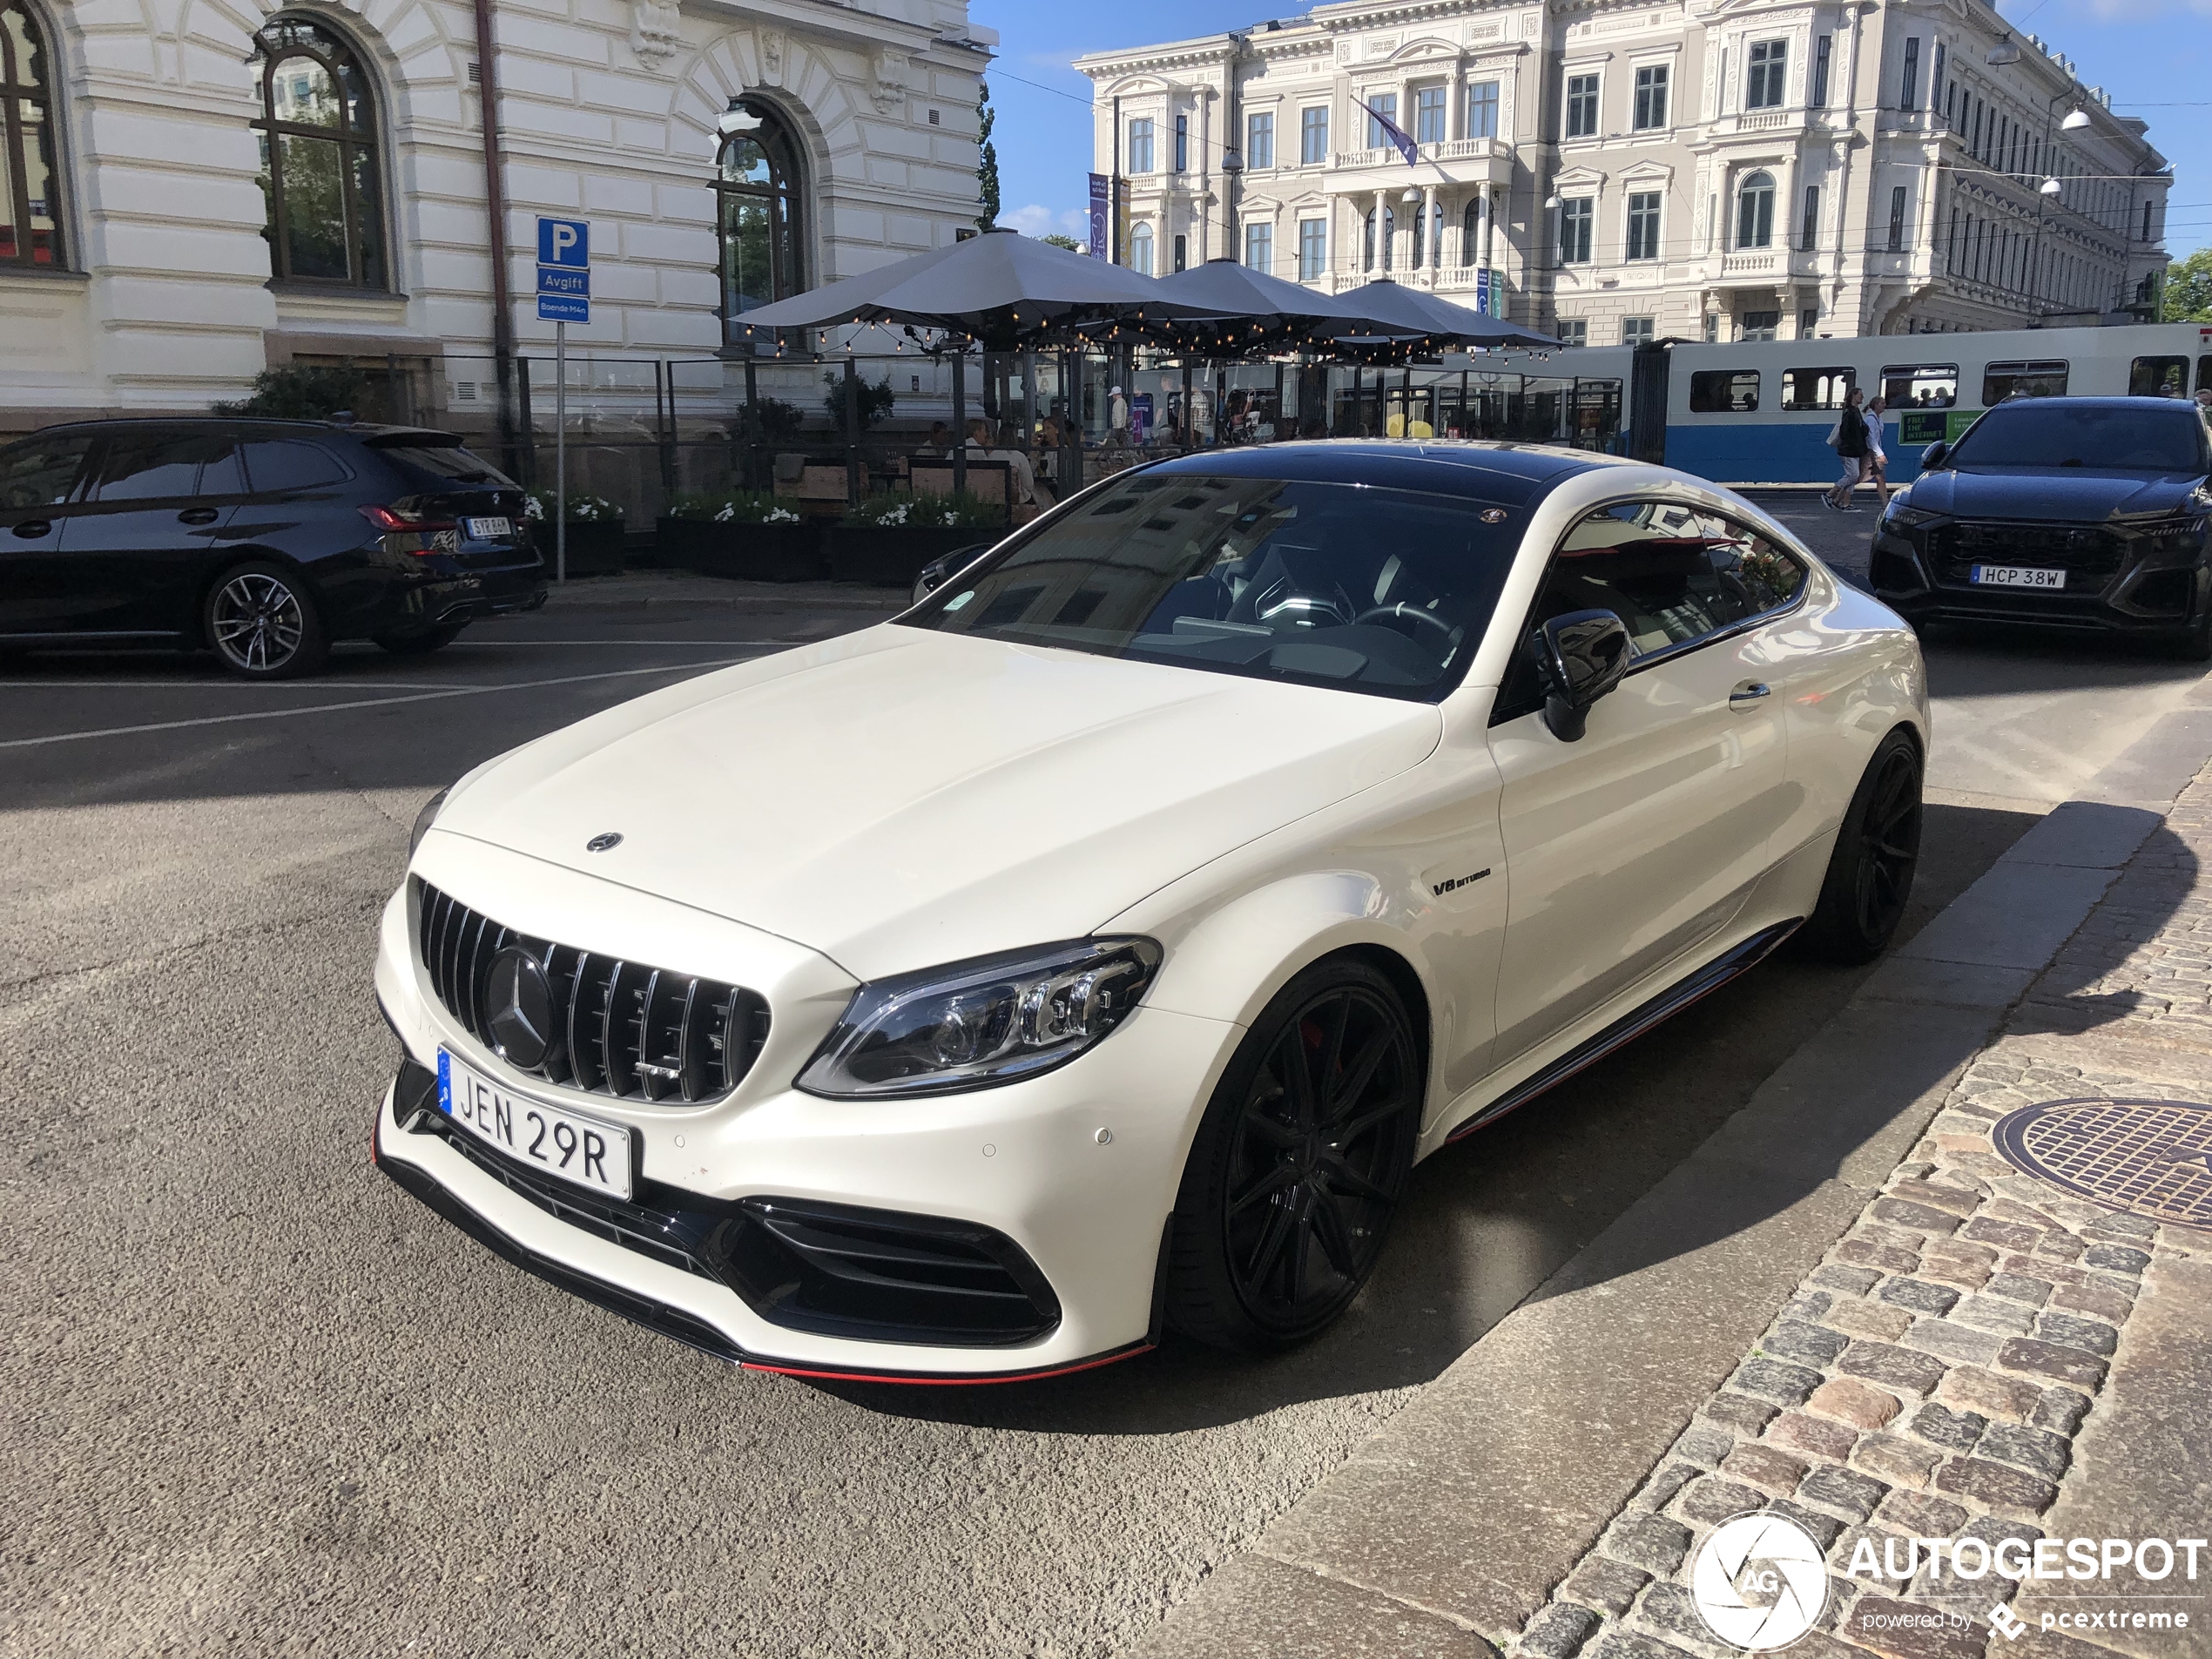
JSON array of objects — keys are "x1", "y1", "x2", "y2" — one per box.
[{"x1": 1088, "y1": 174, "x2": 1109, "y2": 260}]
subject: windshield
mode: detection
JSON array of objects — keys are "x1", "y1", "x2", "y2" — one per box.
[
  {"x1": 1947, "y1": 403, "x2": 2209, "y2": 474},
  {"x1": 377, "y1": 444, "x2": 518, "y2": 487},
  {"x1": 898, "y1": 473, "x2": 1524, "y2": 700}
]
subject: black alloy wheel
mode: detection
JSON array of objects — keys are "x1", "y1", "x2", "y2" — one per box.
[
  {"x1": 205, "y1": 561, "x2": 328, "y2": 679},
  {"x1": 1167, "y1": 960, "x2": 1420, "y2": 1352},
  {"x1": 1800, "y1": 730, "x2": 1922, "y2": 963}
]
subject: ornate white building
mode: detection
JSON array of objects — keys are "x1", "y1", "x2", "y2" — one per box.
[
  {"x1": 0, "y1": 0, "x2": 991, "y2": 431},
  {"x1": 1076, "y1": 0, "x2": 2171, "y2": 343}
]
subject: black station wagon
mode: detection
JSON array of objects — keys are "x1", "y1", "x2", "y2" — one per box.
[{"x1": 0, "y1": 418, "x2": 547, "y2": 678}]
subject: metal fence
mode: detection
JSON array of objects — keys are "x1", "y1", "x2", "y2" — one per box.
[{"x1": 423, "y1": 347, "x2": 1624, "y2": 529}]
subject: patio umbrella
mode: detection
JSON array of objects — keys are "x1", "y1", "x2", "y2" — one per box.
[
  {"x1": 727, "y1": 228, "x2": 1219, "y2": 352},
  {"x1": 1330, "y1": 278, "x2": 1558, "y2": 352},
  {"x1": 1090, "y1": 259, "x2": 1412, "y2": 354}
]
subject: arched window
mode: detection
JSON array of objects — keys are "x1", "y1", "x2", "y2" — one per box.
[
  {"x1": 717, "y1": 98, "x2": 805, "y2": 334},
  {"x1": 1461, "y1": 197, "x2": 1480, "y2": 266},
  {"x1": 1736, "y1": 171, "x2": 1776, "y2": 249},
  {"x1": 252, "y1": 17, "x2": 385, "y2": 287},
  {"x1": 2, "y1": 0, "x2": 65, "y2": 268},
  {"x1": 1363, "y1": 205, "x2": 1395, "y2": 271},
  {"x1": 1128, "y1": 221, "x2": 1154, "y2": 275}
]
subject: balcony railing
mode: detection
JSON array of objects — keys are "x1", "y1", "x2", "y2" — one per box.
[{"x1": 1331, "y1": 138, "x2": 1510, "y2": 171}]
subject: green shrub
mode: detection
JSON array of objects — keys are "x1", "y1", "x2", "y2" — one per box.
[
  {"x1": 212, "y1": 364, "x2": 367, "y2": 420},
  {"x1": 821, "y1": 372, "x2": 897, "y2": 433},
  {"x1": 523, "y1": 488, "x2": 624, "y2": 523},
  {"x1": 841, "y1": 491, "x2": 1002, "y2": 529},
  {"x1": 665, "y1": 489, "x2": 803, "y2": 524}
]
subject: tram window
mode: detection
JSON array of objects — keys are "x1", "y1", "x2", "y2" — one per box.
[
  {"x1": 2128, "y1": 356, "x2": 2188, "y2": 399},
  {"x1": 1782, "y1": 367, "x2": 1856, "y2": 411},
  {"x1": 1881, "y1": 363, "x2": 1958, "y2": 408},
  {"x1": 1981, "y1": 360, "x2": 2068, "y2": 403},
  {"x1": 1689, "y1": 369, "x2": 1760, "y2": 413}
]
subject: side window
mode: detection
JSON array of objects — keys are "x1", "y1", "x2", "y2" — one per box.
[
  {"x1": 1981, "y1": 360, "x2": 2068, "y2": 403},
  {"x1": 2198, "y1": 354, "x2": 2212, "y2": 396},
  {"x1": 1781, "y1": 367, "x2": 1855, "y2": 411},
  {"x1": 0, "y1": 433, "x2": 96, "y2": 509},
  {"x1": 1494, "y1": 501, "x2": 1804, "y2": 722},
  {"x1": 86, "y1": 435, "x2": 207, "y2": 500},
  {"x1": 1880, "y1": 362, "x2": 1958, "y2": 408},
  {"x1": 2128, "y1": 356, "x2": 2188, "y2": 399},
  {"x1": 86, "y1": 433, "x2": 233, "y2": 502},
  {"x1": 1689, "y1": 369, "x2": 1760, "y2": 413},
  {"x1": 241, "y1": 439, "x2": 351, "y2": 493}
]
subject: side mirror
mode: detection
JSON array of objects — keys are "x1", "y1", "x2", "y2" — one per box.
[
  {"x1": 1919, "y1": 440, "x2": 1950, "y2": 470},
  {"x1": 1534, "y1": 609, "x2": 1632, "y2": 743},
  {"x1": 911, "y1": 543, "x2": 995, "y2": 605}
]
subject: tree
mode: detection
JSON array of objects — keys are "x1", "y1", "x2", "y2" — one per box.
[
  {"x1": 1040, "y1": 233, "x2": 1083, "y2": 252},
  {"x1": 976, "y1": 78, "x2": 1000, "y2": 231},
  {"x1": 212, "y1": 364, "x2": 367, "y2": 419},
  {"x1": 2163, "y1": 247, "x2": 2212, "y2": 322},
  {"x1": 821, "y1": 371, "x2": 897, "y2": 432}
]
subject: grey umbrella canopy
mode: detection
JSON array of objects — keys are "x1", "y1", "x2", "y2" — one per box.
[
  {"x1": 727, "y1": 228, "x2": 1220, "y2": 351},
  {"x1": 1331, "y1": 279, "x2": 1558, "y2": 351},
  {"x1": 1099, "y1": 259, "x2": 1413, "y2": 351}
]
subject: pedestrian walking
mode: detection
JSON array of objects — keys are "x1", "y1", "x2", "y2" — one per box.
[
  {"x1": 1864, "y1": 396, "x2": 1892, "y2": 509},
  {"x1": 1824, "y1": 388, "x2": 1869, "y2": 511}
]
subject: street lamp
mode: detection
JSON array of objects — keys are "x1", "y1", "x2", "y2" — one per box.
[
  {"x1": 2040, "y1": 177, "x2": 2063, "y2": 197},
  {"x1": 2060, "y1": 106, "x2": 2092, "y2": 132}
]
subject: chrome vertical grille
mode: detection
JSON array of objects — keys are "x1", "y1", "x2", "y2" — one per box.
[{"x1": 414, "y1": 879, "x2": 770, "y2": 1103}]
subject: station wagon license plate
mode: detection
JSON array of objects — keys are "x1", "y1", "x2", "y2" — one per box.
[
  {"x1": 437, "y1": 1049, "x2": 633, "y2": 1200},
  {"x1": 464, "y1": 516, "x2": 513, "y2": 541},
  {"x1": 1971, "y1": 564, "x2": 2067, "y2": 590}
]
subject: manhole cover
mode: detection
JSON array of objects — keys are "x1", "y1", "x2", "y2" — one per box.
[{"x1": 1992, "y1": 1097, "x2": 2212, "y2": 1231}]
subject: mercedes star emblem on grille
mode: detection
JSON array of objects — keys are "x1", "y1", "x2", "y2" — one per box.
[
  {"x1": 483, "y1": 945, "x2": 558, "y2": 1069},
  {"x1": 585, "y1": 832, "x2": 623, "y2": 852}
]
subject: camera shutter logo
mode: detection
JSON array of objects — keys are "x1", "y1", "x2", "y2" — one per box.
[{"x1": 1691, "y1": 1512, "x2": 1830, "y2": 1650}]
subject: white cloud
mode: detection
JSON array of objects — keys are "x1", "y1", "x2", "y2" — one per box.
[{"x1": 1001, "y1": 203, "x2": 1091, "y2": 239}]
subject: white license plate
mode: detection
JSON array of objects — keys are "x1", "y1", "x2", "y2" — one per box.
[
  {"x1": 464, "y1": 516, "x2": 513, "y2": 540},
  {"x1": 437, "y1": 1049, "x2": 633, "y2": 1200},
  {"x1": 1971, "y1": 564, "x2": 2067, "y2": 590}
]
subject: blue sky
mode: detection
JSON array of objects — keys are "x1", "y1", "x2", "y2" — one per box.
[{"x1": 974, "y1": 0, "x2": 2212, "y2": 260}]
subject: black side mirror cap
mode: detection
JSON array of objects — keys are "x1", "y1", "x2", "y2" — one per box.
[
  {"x1": 1919, "y1": 441, "x2": 1949, "y2": 469},
  {"x1": 1534, "y1": 609, "x2": 1633, "y2": 743}
]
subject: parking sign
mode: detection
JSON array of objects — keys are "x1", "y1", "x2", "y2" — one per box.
[{"x1": 537, "y1": 217, "x2": 589, "y2": 267}]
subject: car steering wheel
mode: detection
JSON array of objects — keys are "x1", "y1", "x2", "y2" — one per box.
[{"x1": 1355, "y1": 604, "x2": 1458, "y2": 645}]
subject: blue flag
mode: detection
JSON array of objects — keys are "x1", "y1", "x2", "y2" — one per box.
[{"x1": 1358, "y1": 99, "x2": 1420, "y2": 165}]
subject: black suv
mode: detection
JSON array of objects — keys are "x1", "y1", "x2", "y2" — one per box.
[
  {"x1": 0, "y1": 417, "x2": 547, "y2": 678},
  {"x1": 1871, "y1": 396, "x2": 2212, "y2": 657}
]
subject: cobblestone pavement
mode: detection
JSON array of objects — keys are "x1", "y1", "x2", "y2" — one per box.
[{"x1": 1507, "y1": 772, "x2": 2212, "y2": 1659}]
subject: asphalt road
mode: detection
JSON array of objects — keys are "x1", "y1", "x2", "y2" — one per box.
[{"x1": 2, "y1": 544, "x2": 2203, "y2": 1659}]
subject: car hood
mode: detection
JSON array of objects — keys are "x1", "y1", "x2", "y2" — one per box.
[
  {"x1": 1913, "y1": 467, "x2": 2203, "y2": 522},
  {"x1": 433, "y1": 625, "x2": 1442, "y2": 981}
]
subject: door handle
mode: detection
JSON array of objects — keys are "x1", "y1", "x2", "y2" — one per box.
[
  {"x1": 178, "y1": 507, "x2": 219, "y2": 525},
  {"x1": 1729, "y1": 681, "x2": 1772, "y2": 706},
  {"x1": 12, "y1": 519, "x2": 52, "y2": 538}
]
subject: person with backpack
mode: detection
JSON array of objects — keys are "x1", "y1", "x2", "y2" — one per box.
[{"x1": 1824, "y1": 388, "x2": 1870, "y2": 511}]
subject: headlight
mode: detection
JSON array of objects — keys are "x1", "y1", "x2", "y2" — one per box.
[
  {"x1": 797, "y1": 937, "x2": 1163, "y2": 1099},
  {"x1": 409, "y1": 787, "x2": 449, "y2": 859},
  {"x1": 1884, "y1": 502, "x2": 1941, "y2": 530}
]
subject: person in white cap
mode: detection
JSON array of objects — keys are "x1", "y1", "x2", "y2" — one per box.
[{"x1": 1109, "y1": 386, "x2": 1130, "y2": 448}]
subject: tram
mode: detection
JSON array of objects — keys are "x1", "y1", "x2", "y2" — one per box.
[{"x1": 1495, "y1": 320, "x2": 2212, "y2": 485}]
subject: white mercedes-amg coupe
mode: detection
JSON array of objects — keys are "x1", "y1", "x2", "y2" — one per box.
[{"x1": 374, "y1": 442, "x2": 1925, "y2": 1381}]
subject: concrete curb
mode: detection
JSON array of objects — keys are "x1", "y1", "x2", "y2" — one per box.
[{"x1": 1119, "y1": 713, "x2": 2206, "y2": 1659}]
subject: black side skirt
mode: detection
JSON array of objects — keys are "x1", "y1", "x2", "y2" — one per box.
[{"x1": 1446, "y1": 919, "x2": 1803, "y2": 1143}]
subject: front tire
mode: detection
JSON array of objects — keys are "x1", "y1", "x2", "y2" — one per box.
[
  {"x1": 205, "y1": 561, "x2": 328, "y2": 679},
  {"x1": 1799, "y1": 729, "x2": 1923, "y2": 964},
  {"x1": 1165, "y1": 959, "x2": 1421, "y2": 1352}
]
